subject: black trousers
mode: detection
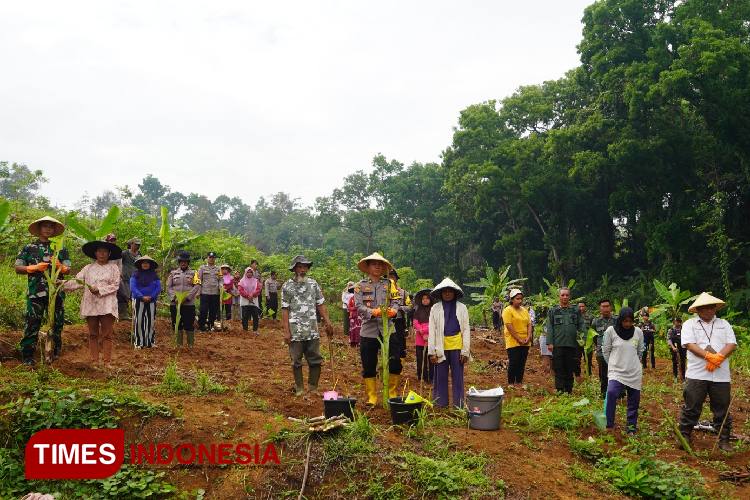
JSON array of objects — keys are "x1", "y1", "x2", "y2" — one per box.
[
  {"x1": 360, "y1": 335, "x2": 402, "y2": 377},
  {"x1": 597, "y1": 354, "x2": 608, "y2": 397},
  {"x1": 671, "y1": 345, "x2": 687, "y2": 380},
  {"x1": 507, "y1": 346, "x2": 530, "y2": 384},
  {"x1": 679, "y1": 378, "x2": 731, "y2": 441},
  {"x1": 393, "y1": 318, "x2": 407, "y2": 358},
  {"x1": 492, "y1": 311, "x2": 500, "y2": 330},
  {"x1": 223, "y1": 302, "x2": 232, "y2": 320},
  {"x1": 241, "y1": 305, "x2": 260, "y2": 331},
  {"x1": 198, "y1": 294, "x2": 220, "y2": 331},
  {"x1": 266, "y1": 292, "x2": 278, "y2": 319},
  {"x1": 552, "y1": 346, "x2": 577, "y2": 393},
  {"x1": 642, "y1": 332, "x2": 655, "y2": 368},
  {"x1": 170, "y1": 304, "x2": 195, "y2": 332},
  {"x1": 415, "y1": 345, "x2": 433, "y2": 382}
]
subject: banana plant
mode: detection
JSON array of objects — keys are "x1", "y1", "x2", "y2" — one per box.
[
  {"x1": 579, "y1": 327, "x2": 598, "y2": 378},
  {"x1": 64, "y1": 205, "x2": 121, "y2": 242},
  {"x1": 173, "y1": 291, "x2": 189, "y2": 345},
  {"x1": 651, "y1": 279, "x2": 697, "y2": 322},
  {"x1": 467, "y1": 265, "x2": 527, "y2": 309},
  {"x1": 0, "y1": 199, "x2": 10, "y2": 234},
  {"x1": 156, "y1": 206, "x2": 201, "y2": 283},
  {"x1": 39, "y1": 235, "x2": 68, "y2": 365},
  {"x1": 377, "y1": 303, "x2": 392, "y2": 409}
]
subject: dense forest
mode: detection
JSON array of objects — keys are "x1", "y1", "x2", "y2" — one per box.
[{"x1": 3, "y1": 0, "x2": 750, "y2": 310}]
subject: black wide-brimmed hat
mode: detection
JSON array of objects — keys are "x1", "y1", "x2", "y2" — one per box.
[{"x1": 82, "y1": 240, "x2": 122, "y2": 260}]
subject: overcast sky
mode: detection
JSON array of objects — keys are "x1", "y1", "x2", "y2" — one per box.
[{"x1": 1, "y1": 0, "x2": 592, "y2": 209}]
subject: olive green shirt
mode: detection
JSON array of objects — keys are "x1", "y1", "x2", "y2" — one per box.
[{"x1": 547, "y1": 305, "x2": 584, "y2": 348}]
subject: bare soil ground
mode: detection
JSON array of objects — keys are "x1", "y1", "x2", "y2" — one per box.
[{"x1": 1, "y1": 318, "x2": 748, "y2": 499}]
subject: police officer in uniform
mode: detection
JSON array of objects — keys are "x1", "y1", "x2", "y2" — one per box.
[
  {"x1": 388, "y1": 268, "x2": 412, "y2": 360},
  {"x1": 167, "y1": 252, "x2": 202, "y2": 347},
  {"x1": 546, "y1": 287, "x2": 585, "y2": 393},
  {"x1": 354, "y1": 252, "x2": 401, "y2": 405},
  {"x1": 197, "y1": 252, "x2": 221, "y2": 331}
]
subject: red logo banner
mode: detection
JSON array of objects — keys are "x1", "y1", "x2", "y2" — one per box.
[{"x1": 25, "y1": 429, "x2": 125, "y2": 479}]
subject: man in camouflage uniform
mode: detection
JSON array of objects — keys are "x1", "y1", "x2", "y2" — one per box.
[
  {"x1": 547, "y1": 287, "x2": 585, "y2": 394},
  {"x1": 14, "y1": 216, "x2": 71, "y2": 365},
  {"x1": 281, "y1": 255, "x2": 334, "y2": 397},
  {"x1": 355, "y1": 252, "x2": 401, "y2": 405},
  {"x1": 591, "y1": 299, "x2": 616, "y2": 398},
  {"x1": 197, "y1": 252, "x2": 220, "y2": 331},
  {"x1": 167, "y1": 252, "x2": 201, "y2": 347}
]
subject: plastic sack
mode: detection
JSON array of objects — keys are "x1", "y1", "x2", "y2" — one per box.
[{"x1": 467, "y1": 386, "x2": 504, "y2": 397}]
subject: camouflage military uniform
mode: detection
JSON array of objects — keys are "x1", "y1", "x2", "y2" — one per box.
[
  {"x1": 591, "y1": 315, "x2": 616, "y2": 397},
  {"x1": 281, "y1": 277, "x2": 325, "y2": 367},
  {"x1": 15, "y1": 240, "x2": 71, "y2": 360}
]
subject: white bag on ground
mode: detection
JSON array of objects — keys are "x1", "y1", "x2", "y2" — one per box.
[{"x1": 468, "y1": 386, "x2": 504, "y2": 397}]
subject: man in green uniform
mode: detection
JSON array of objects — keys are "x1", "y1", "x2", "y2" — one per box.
[
  {"x1": 591, "y1": 299, "x2": 616, "y2": 398},
  {"x1": 547, "y1": 287, "x2": 584, "y2": 393},
  {"x1": 354, "y1": 253, "x2": 401, "y2": 405},
  {"x1": 14, "y1": 216, "x2": 71, "y2": 365},
  {"x1": 281, "y1": 255, "x2": 334, "y2": 397}
]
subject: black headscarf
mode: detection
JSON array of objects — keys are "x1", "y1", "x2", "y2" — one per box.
[
  {"x1": 413, "y1": 290, "x2": 433, "y2": 323},
  {"x1": 614, "y1": 307, "x2": 636, "y2": 341},
  {"x1": 134, "y1": 267, "x2": 158, "y2": 288}
]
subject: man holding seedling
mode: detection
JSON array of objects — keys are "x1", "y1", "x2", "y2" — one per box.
[
  {"x1": 354, "y1": 252, "x2": 401, "y2": 405},
  {"x1": 197, "y1": 252, "x2": 221, "y2": 331},
  {"x1": 678, "y1": 293, "x2": 737, "y2": 452},
  {"x1": 281, "y1": 255, "x2": 334, "y2": 397},
  {"x1": 546, "y1": 287, "x2": 585, "y2": 394},
  {"x1": 591, "y1": 299, "x2": 616, "y2": 398},
  {"x1": 167, "y1": 252, "x2": 201, "y2": 347},
  {"x1": 15, "y1": 216, "x2": 71, "y2": 365}
]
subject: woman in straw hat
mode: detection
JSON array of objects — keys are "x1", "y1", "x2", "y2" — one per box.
[
  {"x1": 353, "y1": 252, "x2": 402, "y2": 405},
  {"x1": 63, "y1": 240, "x2": 122, "y2": 368},
  {"x1": 678, "y1": 293, "x2": 737, "y2": 452},
  {"x1": 428, "y1": 278, "x2": 471, "y2": 408},
  {"x1": 503, "y1": 288, "x2": 532, "y2": 386},
  {"x1": 14, "y1": 216, "x2": 70, "y2": 365},
  {"x1": 130, "y1": 255, "x2": 161, "y2": 348}
]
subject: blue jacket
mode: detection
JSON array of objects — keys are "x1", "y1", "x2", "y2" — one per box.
[{"x1": 130, "y1": 276, "x2": 162, "y2": 301}]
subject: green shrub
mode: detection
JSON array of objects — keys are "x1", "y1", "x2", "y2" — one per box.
[
  {"x1": 504, "y1": 394, "x2": 593, "y2": 434},
  {"x1": 156, "y1": 360, "x2": 192, "y2": 395},
  {"x1": 195, "y1": 369, "x2": 227, "y2": 395},
  {"x1": 595, "y1": 456, "x2": 705, "y2": 499}
]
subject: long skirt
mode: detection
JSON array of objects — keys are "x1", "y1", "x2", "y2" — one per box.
[
  {"x1": 133, "y1": 299, "x2": 156, "y2": 348},
  {"x1": 348, "y1": 309, "x2": 361, "y2": 347}
]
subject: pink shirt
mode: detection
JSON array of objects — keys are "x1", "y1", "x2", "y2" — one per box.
[
  {"x1": 64, "y1": 261, "x2": 121, "y2": 318},
  {"x1": 413, "y1": 318, "x2": 429, "y2": 347}
]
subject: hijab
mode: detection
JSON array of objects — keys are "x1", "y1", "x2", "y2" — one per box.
[
  {"x1": 239, "y1": 266, "x2": 258, "y2": 294},
  {"x1": 614, "y1": 307, "x2": 636, "y2": 341},
  {"x1": 134, "y1": 264, "x2": 158, "y2": 288},
  {"x1": 413, "y1": 292, "x2": 433, "y2": 323}
]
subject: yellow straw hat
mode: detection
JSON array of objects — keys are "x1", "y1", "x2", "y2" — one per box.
[
  {"x1": 28, "y1": 216, "x2": 65, "y2": 237},
  {"x1": 357, "y1": 252, "x2": 393, "y2": 274},
  {"x1": 688, "y1": 292, "x2": 726, "y2": 314}
]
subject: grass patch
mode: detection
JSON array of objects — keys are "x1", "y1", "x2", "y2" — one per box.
[
  {"x1": 504, "y1": 393, "x2": 593, "y2": 434},
  {"x1": 594, "y1": 456, "x2": 705, "y2": 499},
  {"x1": 195, "y1": 369, "x2": 227, "y2": 395}
]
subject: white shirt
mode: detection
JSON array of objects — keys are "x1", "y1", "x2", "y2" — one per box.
[
  {"x1": 602, "y1": 326, "x2": 645, "y2": 390},
  {"x1": 342, "y1": 291, "x2": 354, "y2": 310},
  {"x1": 681, "y1": 316, "x2": 737, "y2": 382}
]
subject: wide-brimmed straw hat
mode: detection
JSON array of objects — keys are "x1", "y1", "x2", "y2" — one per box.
[
  {"x1": 431, "y1": 278, "x2": 464, "y2": 300},
  {"x1": 134, "y1": 255, "x2": 158, "y2": 270},
  {"x1": 357, "y1": 252, "x2": 393, "y2": 274},
  {"x1": 82, "y1": 240, "x2": 123, "y2": 260},
  {"x1": 509, "y1": 288, "x2": 524, "y2": 299},
  {"x1": 28, "y1": 216, "x2": 65, "y2": 237},
  {"x1": 688, "y1": 292, "x2": 726, "y2": 313}
]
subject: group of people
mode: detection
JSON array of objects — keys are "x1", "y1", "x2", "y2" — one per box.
[{"x1": 14, "y1": 216, "x2": 739, "y2": 451}]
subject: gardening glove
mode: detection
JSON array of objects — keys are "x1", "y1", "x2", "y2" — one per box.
[
  {"x1": 705, "y1": 352, "x2": 725, "y2": 371},
  {"x1": 387, "y1": 308, "x2": 397, "y2": 318},
  {"x1": 52, "y1": 258, "x2": 70, "y2": 274},
  {"x1": 371, "y1": 308, "x2": 382, "y2": 318},
  {"x1": 705, "y1": 360, "x2": 719, "y2": 372},
  {"x1": 26, "y1": 262, "x2": 49, "y2": 273}
]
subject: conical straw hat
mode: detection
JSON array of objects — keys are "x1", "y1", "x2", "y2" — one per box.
[
  {"x1": 357, "y1": 252, "x2": 393, "y2": 274},
  {"x1": 688, "y1": 292, "x2": 726, "y2": 313},
  {"x1": 431, "y1": 277, "x2": 464, "y2": 300},
  {"x1": 28, "y1": 216, "x2": 65, "y2": 237}
]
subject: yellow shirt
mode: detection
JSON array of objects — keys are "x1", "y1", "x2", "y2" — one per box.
[
  {"x1": 502, "y1": 305, "x2": 530, "y2": 348},
  {"x1": 443, "y1": 333, "x2": 463, "y2": 351}
]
